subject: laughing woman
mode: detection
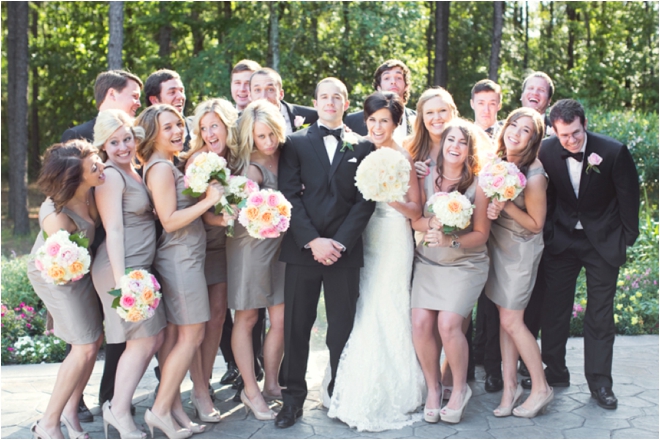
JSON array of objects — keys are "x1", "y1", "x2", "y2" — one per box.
[
  {"x1": 136, "y1": 104, "x2": 224, "y2": 439},
  {"x1": 27, "y1": 140, "x2": 105, "y2": 439},
  {"x1": 90, "y1": 109, "x2": 167, "y2": 439}
]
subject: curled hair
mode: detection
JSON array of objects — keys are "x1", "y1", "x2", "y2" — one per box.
[
  {"x1": 235, "y1": 100, "x2": 286, "y2": 175},
  {"x1": 372, "y1": 59, "x2": 412, "y2": 104},
  {"x1": 363, "y1": 91, "x2": 404, "y2": 126},
  {"x1": 406, "y1": 87, "x2": 459, "y2": 162},
  {"x1": 93, "y1": 109, "x2": 144, "y2": 162},
  {"x1": 37, "y1": 140, "x2": 98, "y2": 212},
  {"x1": 134, "y1": 104, "x2": 184, "y2": 163},
  {"x1": 496, "y1": 108, "x2": 545, "y2": 175},
  {"x1": 434, "y1": 119, "x2": 488, "y2": 195},
  {"x1": 180, "y1": 98, "x2": 240, "y2": 171}
]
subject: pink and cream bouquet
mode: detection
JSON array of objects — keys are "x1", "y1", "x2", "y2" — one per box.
[
  {"x1": 427, "y1": 191, "x2": 475, "y2": 234},
  {"x1": 33, "y1": 230, "x2": 91, "y2": 285},
  {"x1": 182, "y1": 151, "x2": 230, "y2": 213},
  {"x1": 238, "y1": 189, "x2": 292, "y2": 239},
  {"x1": 109, "y1": 269, "x2": 162, "y2": 323},
  {"x1": 354, "y1": 147, "x2": 411, "y2": 202},
  {"x1": 222, "y1": 175, "x2": 259, "y2": 236},
  {"x1": 478, "y1": 156, "x2": 527, "y2": 201}
]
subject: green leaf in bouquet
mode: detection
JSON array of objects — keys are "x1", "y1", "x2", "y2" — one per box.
[
  {"x1": 110, "y1": 293, "x2": 121, "y2": 309},
  {"x1": 69, "y1": 231, "x2": 89, "y2": 249},
  {"x1": 182, "y1": 187, "x2": 203, "y2": 198},
  {"x1": 237, "y1": 199, "x2": 248, "y2": 209},
  {"x1": 108, "y1": 288, "x2": 121, "y2": 298},
  {"x1": 42, "y1": 230, "x2": 48, "y2": 240}
]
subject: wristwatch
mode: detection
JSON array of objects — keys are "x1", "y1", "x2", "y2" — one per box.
[{"x1": 450, "y1": 234, "x2": 460, "y2": 249}]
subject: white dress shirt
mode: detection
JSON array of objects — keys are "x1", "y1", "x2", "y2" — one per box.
[
  {"x1": 318, "y1": 121, "x2": 341, "y2": 163},
  {"x1": 393, "y1": 110, "x2": 408, "y2": 145},
  {"x1": 280, "y1": 102, "x2": 293, "y2": 136},
  {"x1": 566, "y1": 134, "x2": 587, "y2": 229}
]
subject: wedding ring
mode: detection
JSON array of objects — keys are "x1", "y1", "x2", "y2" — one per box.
[{"x1": 326, "y1": 259, "x2": 331, "y2": 264}]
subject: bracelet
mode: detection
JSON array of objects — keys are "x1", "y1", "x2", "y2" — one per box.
[{"x1": 427, "y1": 216, "x2": 433, "y2": 230}]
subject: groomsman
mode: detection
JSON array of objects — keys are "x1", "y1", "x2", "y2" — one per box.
[
  {"x1": 61, "y1": 69, "x2": 143, "y2": 421},
  {"x1": 535, "y1": 99, "x2": 639, "y2": 409},
  {"x1": 345, "y1": 59, "x2": 416, "y2": 144},
  {"x1": 469, "y1": 79, "x2": 504, "y2": 393},
  {"x1": 230, "y1": 59, "x2": 261, "y2": 112},
  {"x1": 249, "y1": 67, "x2": 318, "y2": 135},
  {"x1": 520, "y1": 71, "x2": 554, "y2": 133},
  {"x1": 276, "y1": 78, "x2": 375, "y2": 428}
]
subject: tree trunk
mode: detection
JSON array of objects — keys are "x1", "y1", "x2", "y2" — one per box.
[
  {"x1": 29, "y1": 0, "x2": 40, "y2": 180},
  {"x1": 583, "y1": 3, "x2": 591, "y2": 48},
  {"x1": 7, "y1": 1, "x2": 30, "y2": 235},
  {"x1": 433, "y1": 1, "x2": 450, "y2": 87},
  {"x1": 267, "y1": 1, "x2": 280, "y2": 71},
  {"x1": 108, "y1": 1, "x2": 124, "y2": 69},
  {"x1": 190, "y1": 2, "x2": 204, "y2": 56},
  {"x1": 339, "y1": 2, "x2": 350, "y2": 88},
  {"x1": 567, "y1": 2, "x2": 576, "y2": 70},
  {"x1": 547, "y1": 1, "x2": 554, "y2": 39},
  {"x1": 488, "y1": 1, "x2": 504, "y2": 82},
  {"x1": 523, "y1": 2, "x2": 529, "y2": 69},
  {"x1": 426, "y1": 1, "x2": 435, "y2": 87},
  {"x1": 217, "y1": 2, "x2": 232, "y2": 75},
  {"x1": 158, "y1": 3, "x2": 172, "y2": 68}
]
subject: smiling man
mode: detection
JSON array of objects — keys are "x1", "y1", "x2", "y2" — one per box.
[
  {"x1": 230, "y1": 59, "x2": 261, "y2": 112},
  {"x1": 145, "y1": 69, "x2": 192, "y2": 152},
  {"x1": 470, "y1": 79, "x2": 503, "y2": 138}
]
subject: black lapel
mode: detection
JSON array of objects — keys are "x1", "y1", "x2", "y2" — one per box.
[
  {"x1": 578, "y1": 133, "x2": 594, "y2": 200},
  {"x1": 328, "y1": 139, "x2": 346, "y2": 179},
  {"x1": 553, "y1": 142, "x2": 579, "y2": 203},
  {"x1": 282, "y1": 100, "x2": 296, "y2": 133},
  {"x1": 307, "y1": 124, "x2": 331, "y2": 171}
]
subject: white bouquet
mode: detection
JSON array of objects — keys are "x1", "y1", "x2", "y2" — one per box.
[
  {"x1": 427, "y1": 191, "x2": 474, "y2": 233},
  {"x1": 354, "y1": 148, "x2": 411, "y2": 202},
  {"x1": 182, "y1": 151, "x2": 230, "y2": 213}
]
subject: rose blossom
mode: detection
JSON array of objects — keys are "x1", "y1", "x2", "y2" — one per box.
[
  {"x1": 120, "y1": 295, "x2": 136, "y2": 309},
  {"x1": 588, "y1": 153, "x2": 602, "y2": 166}
]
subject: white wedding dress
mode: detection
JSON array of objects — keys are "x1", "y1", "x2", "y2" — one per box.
[{"x1": 326, "y1": 202, "x2": 425, "y2": 432}]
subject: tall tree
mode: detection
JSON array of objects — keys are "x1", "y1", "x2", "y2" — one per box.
[
  {"x1": 267, "y1": 1, "x2": 280, "y2": 71},
  {"x1": 566, "y1": 2, "x2": 577, "y2": 70},
  {"x1": 108, "y1": 1, "x2": 124, "y2": 69},
  {"x1": 158, "y1": 2, "x2": 172, "y2": 68},
  {"x1": 426, "y1": 1, "x2": 435, "y2": 87},
  {"x1": 29, "y1": 0, "x2": 40, "y2": 179},
  {"x1": 433, "y1": 1, "x2": 449, "y2": 87},
  {"x1": 489, "y1": 1, "x2": 504, "y2": 81},
  {"x1": 7, "y1": 1, "x2": 30, "y2": 235}
]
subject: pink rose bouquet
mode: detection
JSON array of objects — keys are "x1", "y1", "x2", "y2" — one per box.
[
  {"x1": 109, "y1": 269, "x2": 162, "y2": 323},
  {"x1": 33, "y1": 230, "x2": 91, "y2": 285},
  {"x1": 238, "y1": 189, "x2": 292, "y2": 239},
  {"x1": 478, "y1": 156, "x2": 526, "y2": 201},
  {"x1": 222, "y1": 175, "x2": 259, "y2": 236}
]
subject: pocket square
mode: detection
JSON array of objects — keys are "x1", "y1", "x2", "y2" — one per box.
[{"x1": 348, "y1": 157, "x2": 358, "y2": 163}]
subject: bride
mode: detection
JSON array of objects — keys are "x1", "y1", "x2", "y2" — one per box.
[{"x1": 326, "y1": 91, "x2": 426, "y2": 432}]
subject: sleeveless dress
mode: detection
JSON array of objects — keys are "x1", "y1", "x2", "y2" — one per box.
[
  {"x1": 143, "y1": 159, "x2": 209, "y2": 325},
  {"x1": 411, "y1": 177, "x2": 489, "y2": 317},
  {"x1": 226, "y1": 162, "x2": 285, "y2": 310},
  {"x1": 485, "y1": 166, "x2": 547, "y2": 310},
  {"x1": 204, "y1": 222, "x2": 227, "y2": 285},
  {"x1": 327, "y1": 202, "x2": 425, "y2": 432},
  {"x1": 91, "y1": 163, "x2": 167, "y2": 343},
  {"x1": 27, "y1": 199, "x2": 103, "y2": 345}
]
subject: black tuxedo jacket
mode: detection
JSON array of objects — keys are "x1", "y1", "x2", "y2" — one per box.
[
  {"x1": 278, "y1": 123, "x2": 375, "y2": 267},
  {"x1": 539, "y1": 131, "x2": 639, "y2": 267},
  {"x1": 344, "y1": 107, "x2": 416, "y2": 136},
  {"x1": 61, "y1": 117, "x2": 96, "y2": 143},
  {"x1": 281, "y1": 100, "x2": 318, "y2": 133}
]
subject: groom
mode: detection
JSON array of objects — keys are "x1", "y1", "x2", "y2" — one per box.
[{"x1": 276, "y1": 77, "x2": 375, "y2": 428}]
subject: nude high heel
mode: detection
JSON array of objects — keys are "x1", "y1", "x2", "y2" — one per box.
[
  {"x1": 144, "y1": 409, "x2": 192, "y2": 439},
  {"x1": 102, "y1": 401, "x2": 146, "y2": 439},
  {"x1": 60, "y1": 414, "x2": 90, "y2": 439},
  {"x1": 172, "y1": 411, "x2": 206, "y2": 434},
  {"x1": 513, "y1": 387, "x2": 554, "y2": 418},
  {"x1": 493, "y1": 384, "x2": 524, "y2": 417},
  {"x1": 240, "y1": 390, "x2": 276, "y2": 421},
  {"x1": 31, "y1": 421, "x2": 53, "y2": 439},
  {"x1": 424, "y1": 383, "x2": 442, "y2": 423},
  {"x1": 190, "y1": 393, "x2": 221, "y2": 423},
  {"x1": 440, "y1": 385, "x2": 472, "y2": 424}
]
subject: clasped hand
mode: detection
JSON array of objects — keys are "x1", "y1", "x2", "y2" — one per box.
[
  {"x1": 424, "y1": 228, "x2": 450, "y2": 247},
  {"x1": 487, "y1": 199, "x2": 508, "y2": 220},
  {"x1": 309, "y1": 237, "x2": 343, "y2": 266},
  {"x1": 414, "y1": 159, "x2": 431, "y2": 178},
  {"x1": 205, "y1": 180, "x2": 225, "y2": 205}
]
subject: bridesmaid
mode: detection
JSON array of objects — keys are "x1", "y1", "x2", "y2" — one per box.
[
  {"x1": 484, "y1": 108, "x2": 554, "y2": 418},
  {"x1": 226, "y1": 100, "x2": 286, "y2": 420},
  {"x1": 90, "y1": 109, "x2": 167, "y2": 438},
  {"x1": 27, "y1": 140, "x2": 105, "y2": 439},
  {"x1": 410, "y1": 119, "x2": 491, "y2": 424},
  {"x1": 136, "y1": 104, "x2": 223, "y2": 439},
  {"x1": 179, "y1": 98, "x2": 240, "y2": 422}
]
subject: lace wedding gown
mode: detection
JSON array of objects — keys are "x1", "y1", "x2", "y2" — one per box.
[{"x1": 326, "y1": 202, "x2": 425, "y2": 432}]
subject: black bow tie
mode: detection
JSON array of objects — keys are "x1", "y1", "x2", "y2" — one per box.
[
  {"x1": 320, "y1": 126, "x2": 342, "y2": 142},
  {"x1": 561, "y1": 150, "x2": 584, "y2": 162}
]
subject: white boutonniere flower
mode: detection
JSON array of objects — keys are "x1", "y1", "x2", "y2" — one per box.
[
  {"x1": 586, "y1": 152, "x2": 602, "y2": 174},
  {"x1": 341, "y1": 132, "x2": 359, "y2": 152},
  {"x1": 294, "y1": 115, "x2": 306, "y2": 130}
]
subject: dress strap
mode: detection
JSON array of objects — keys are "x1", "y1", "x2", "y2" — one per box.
[
  {"x1": 250, "y1": 162, "x2": 277, "y2": 190},
  {"x1": 526, "y1": 166, "x2": 548, "y2": 180},
  {"x1": 143, "y1": 159, "x2": 175, "y2": 187}
]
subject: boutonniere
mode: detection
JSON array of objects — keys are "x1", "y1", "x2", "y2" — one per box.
[
  {"x1": 586, "y1": 153, "x2": 602, "y2": 174},
  {"x1": 341, "y1": 132, "x2": 359, "y2": 152},
  {"x1": 294, "y1": 115, "x2": 306, "y2": 131}
]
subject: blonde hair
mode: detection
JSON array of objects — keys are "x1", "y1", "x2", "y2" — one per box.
[
  {"x1": 405, "y1": 87, "x2": 458, "y2": 162},
  {"x1": 235, "y1": 100, "x2": 286, "y2": 174},
  {"x1": 180, "y1": 98, "x2": 240, "y2": 171},
  {"x1": 134, "y1": 104, "x2": 184, "y2": 163},
  {"x1": 93, "y1": 109, "x2": 144, "y2": 162}
]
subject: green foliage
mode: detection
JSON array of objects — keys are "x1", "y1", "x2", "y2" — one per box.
[{"x1": 1, "y1": 255, "x2": 41, "y2": 310}]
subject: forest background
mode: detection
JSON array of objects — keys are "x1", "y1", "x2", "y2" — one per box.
[{"x1": 1, "y1": 2, "x2": 659, "y2": 361}]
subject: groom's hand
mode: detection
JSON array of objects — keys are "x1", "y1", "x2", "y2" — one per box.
[{"x1": 308, "y1": 237, "x2": 342, "y2": 265}]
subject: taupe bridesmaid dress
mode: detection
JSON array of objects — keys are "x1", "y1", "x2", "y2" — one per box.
[
  {"x1": 143, "y1": 159, "x2": 210, "y2": 325},
  {"x1": 226, "y1": 162, "x2": 285, "y2": 310},
  {"x1": 27, "y1": 198, "x2": 103, "y2": 345},
  {"x1": 203, "y1": 221, "x2": 227, "y2": 285},
  {"x1": 91, "y1": 163, "x2": 167, "y2": 343},
  {"x1": 485, "y1": 166, "x2": 547, "y2": 310},
  {"x1": 411, "y1": 175, "x2": 489, "y2": 318}
]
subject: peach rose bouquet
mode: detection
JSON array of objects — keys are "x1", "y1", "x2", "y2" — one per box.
[
  {"x1": 478, "y1": 156, "x2": 526, "y2": 202},
  {"x1": 427, "y1": 191, "x2": 475, "y2": 234},
  {"x1": 238, "y1": 189, "x2": 292, "y2": 239},
  {"x1": 109, "y1": 269, "x2": 162, "y2": 323},
  {"x1": 33, "y1": 230, "x2": 91, "y2": 285},
  {"x1": 223, "y1": 175, "x2": 259, "y2": 237}
]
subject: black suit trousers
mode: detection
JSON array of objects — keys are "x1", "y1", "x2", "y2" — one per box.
[
  {"x1": 280, "y1": 263, "x2": 360, "y2": 408},
  {"x1": 474, "y1": 290, "x2": 502, "y2": 375},
  {"x1": 541, "y1": 230, "x2": 619, "y2": 389}
]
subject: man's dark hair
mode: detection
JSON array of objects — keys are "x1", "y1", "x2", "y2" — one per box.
[
  {"x1": 94, "y1": 70, "x2": 142, "y2": 110},
  {"x1": 231, "y1": 59, "x2": 262, "y2": 78},
  {"x1": 250, "y1": 67, "x2": 283, "y2": 89},
  {"x1": 144, "y1": 69, "x2": 181, "y2": 107},
  {"x1": 372, "y1": 59, "x2": 411, "y2": 104},
  {"x1": 471, "y1": 79, "x2": 502, "y2": 100},
  {"x1": 549, "y1": 99, "x2": 586, "y2": 127},
  {"x1": 521, "y1": 71, "x2": 555, "y2": 101}
]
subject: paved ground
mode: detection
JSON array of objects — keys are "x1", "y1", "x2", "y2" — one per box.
[{"x1": 2, "y1": 335, "x2": 658, "y2": 439}]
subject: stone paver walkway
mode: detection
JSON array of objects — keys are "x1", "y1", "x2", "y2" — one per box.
[{"x1": 2, "y1": 335, "x2": 658, "y2": 438}]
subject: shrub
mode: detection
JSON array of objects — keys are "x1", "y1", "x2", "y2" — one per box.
[{"x1": 1, "y1": 255, "x2": 41, "y2": 309}]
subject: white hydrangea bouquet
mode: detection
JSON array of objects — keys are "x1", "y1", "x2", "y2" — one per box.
[
  {"x1": 222, "y1": 175, "x2": 259, "y2": 236},
  {"x1": 33, "y1": 230, "x2": 91, "y2": 285},
  {"x1": 109, "y1": 269, "x2": 162, "y2": 323},
  {"x1": 427, "y1": 191, "x2": 474, "y2": 234},
  {"x1": 182, "y1": 151, "x2": 230, "y2": 213},
  {"x1": 354, "y1": 148, "x2": 411, "y2": 202}
]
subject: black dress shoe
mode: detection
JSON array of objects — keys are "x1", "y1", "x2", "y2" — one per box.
[
  {"x1": 485, "y1": 374, "x2": 504, "y2": 392},
  {"x1": 77, "y1": 399, "x2": 93, "y2": 423},
  {"x1": 275, "y1": 405, "x2": 303, "y2": 429},
  {"x1": 209, "y1": 383, "x2": 216, "y2": 402},
  {"x1": 220, "y1": 361, "x2": 239, "y2": 385},
  {"x1": 522, "y1": 376, "x2": 570, "y2": 390},
  {"x1": 232, "y1": 374, "x2": 243, "y2": 390},
  {"x1": 591, "y1": 387, "x2": 618, "y2": 410},
  {"x1": 518, "y1": 360, "x2": 530, "y2": 378}
]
